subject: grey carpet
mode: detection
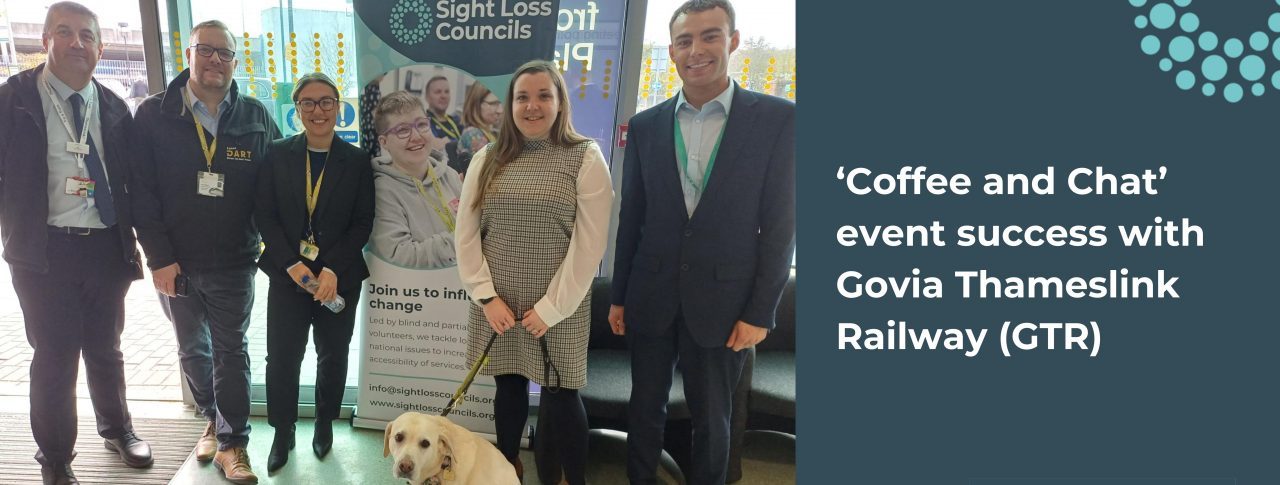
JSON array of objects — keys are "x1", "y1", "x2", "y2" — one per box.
[{"x1": 0, "y1": 412, "x2": 204, "y2": 484}]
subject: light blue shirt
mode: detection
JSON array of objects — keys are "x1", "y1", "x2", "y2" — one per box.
[
  {"x1": 675, "y1": 81, "x2": 734, "y2": 217},
  {"x1": 184, "y1": 84, "x2": 231, "y2": 135},
  {"x1": 42, "y1": 68, "x2": 108, "y2": 228}
]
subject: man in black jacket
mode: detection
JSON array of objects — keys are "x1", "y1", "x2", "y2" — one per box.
[
  {"x1": 0, "y1": 2, "x2": 153, "y2": 483},
  {"x1": 131, "y1": 19, "x2": 280, "y2": 485}
]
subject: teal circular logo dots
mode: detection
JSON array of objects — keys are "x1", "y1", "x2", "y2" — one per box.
[
  {"x1": 1201, "y1": 55, "x2": 1227, "y2": 80},
  {"x1": 1239, "y1": 55, "x2": 1265, "y2": 81},
  {"x1": 1150, "y1": 3, "x2": 1177, "y2": 29},
  {"x1": 1179, "y1": 12, "x2": 1199, "y2": 32},
  {"x1": 1175, "y1": 70, "x2": 1196, "y2": 90},
  {"x1": 1132, "y1": 2, "x2": 1276, "y2": 103},
  {"x1": 1250, "y1": 32, "x2": 1270, "y2": 51},
  {"x1": 1142, "y1": 35, "x2": 1162, "y2": 55},
  {"x1": 1169, "y1": 36, "x2": 1195, "y2": 61},
  {"x1": 1223, "y1": 82, "x2": 1244, "y2": 102},
  {"x1": 1198, "y1": 31, "x2": 1218, "y2": 50},
  {"x1": 1224, "y1": 38, "x2": 1244, "y2": 58}
]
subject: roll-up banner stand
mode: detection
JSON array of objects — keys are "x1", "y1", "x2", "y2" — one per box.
[{"x1": 353, "y1": 0, "x2": 630, "y2": 436}]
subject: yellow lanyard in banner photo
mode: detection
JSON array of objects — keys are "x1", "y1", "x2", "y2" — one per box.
[
  {"x1": 415, "y1": 162, "x2": 456, "y2": 233},
  {"x1": 300, "y1": 151, "x2": 326, "y2": 261},
  {"x1": 431, "y1": 112, "x2": 462, "y2": 139},
  {"x1": 193, "y1": 112, "x2": 225, "y2": 198}
]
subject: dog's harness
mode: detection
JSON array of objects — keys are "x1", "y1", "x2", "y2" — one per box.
[{"x1": 423, "y1": 454, "x2": 454, "y2": 485}]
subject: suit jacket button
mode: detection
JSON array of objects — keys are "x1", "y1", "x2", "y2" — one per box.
[
  {"x1": 683, "y1": 229, "x2": 693, "y2": 237},
  {"x1": 680, "y1": 264, "x2": 690, "y2": 271}
]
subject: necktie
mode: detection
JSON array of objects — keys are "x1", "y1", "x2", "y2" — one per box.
[{"x1": 70, "y1": 92, "x2": 116, "y2": 226}]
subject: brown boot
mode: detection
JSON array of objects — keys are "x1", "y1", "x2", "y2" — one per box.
[
  {"x1": 194, "y1": 421, "x2": 218, "y2": 462},
  {"x1": 213, "y1": 447, "x2": 258, "y2": 484}
]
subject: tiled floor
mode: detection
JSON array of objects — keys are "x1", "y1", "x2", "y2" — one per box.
[
  {"x1": 0, "y1": 263, "x2": 353, "y2": 403},
  {"x1": 0, "y1": 263, "x2": 183, "y2": 401}
]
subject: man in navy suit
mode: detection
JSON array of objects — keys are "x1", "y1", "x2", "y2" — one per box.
[{"x1": 609, "y1": 1, "x2": 795, "y2": 483}]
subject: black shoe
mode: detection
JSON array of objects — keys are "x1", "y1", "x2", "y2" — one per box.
[
  {"x1": 312, "y1": 419, "x2": 333, "y2": 458},
  {"x1": 41, "y1": 462, "x2": 79, "y2": 485},
  {"x1": 267, "y1": 426, "x2": 295, "y2": 473},
  {"x1": 104, "y1": 432, "x2": 153, "y2": 468}
]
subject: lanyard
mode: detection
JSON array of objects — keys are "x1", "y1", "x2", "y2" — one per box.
[
  {"x1": 187, "y1": 89, "x2": 219, "y2": 171},
  {"x1": 305, "y1": 151, "x2": 327, "y2": 241},
  {"x1": 431, "y1": 112, "x2": 461, "y2": 139},
  {"x1": 413, "y1": 162, "x2": 456, "y2": 232},
  {"x1": 42, "y1": 80, "x2": 93, "y2": 170},
  {"x1": 673, "y1": 112, "x2": 727, "y2": 194},
  {"x1": 192, "y1": 111, "x2": 218, "y2": 172}
]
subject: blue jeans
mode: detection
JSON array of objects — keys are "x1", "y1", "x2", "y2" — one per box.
[{"x1": 159, "y1": 264, "x2": 255, "y2": 450}]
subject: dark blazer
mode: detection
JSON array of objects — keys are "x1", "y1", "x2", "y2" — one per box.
[
  {"x1": 611, "y1": 85, "x2": 796, "y2": 347},
  {"x1": 255, "y1": 133, "x2": 375, "y2": 292},
  {"x1": 0, "y1": 64, "x2": 143, "y2": 278}
]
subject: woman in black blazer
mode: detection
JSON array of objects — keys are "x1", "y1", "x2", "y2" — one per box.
[{"x1": 254, "y1": 73, "x2": 375, "y2": 472}]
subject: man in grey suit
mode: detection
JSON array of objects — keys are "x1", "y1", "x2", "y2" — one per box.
[{"x1": 609, "y1": 1, "x2": 796, "y2": 483}]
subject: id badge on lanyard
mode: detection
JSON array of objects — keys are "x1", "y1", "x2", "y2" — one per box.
[
  {"x1": 300, "y1": 151, "x2": 325, "y2": 261},
  {"x1": 64, "y1": 176, "x2": 94, "y2": 198},
  {"x1": 192, "y1": 106, "x2": 224, "y2": 197},
  {"x1": 197, "y1": 171, "x2": 225, "y2": 197}
]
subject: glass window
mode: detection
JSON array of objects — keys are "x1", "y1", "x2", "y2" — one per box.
[
  {"x1": 171, "y1": 0, "x2": 357, "y2": 128},
  {"x1": 635, "y1": 0, "x2": 797, "y2": 111}
]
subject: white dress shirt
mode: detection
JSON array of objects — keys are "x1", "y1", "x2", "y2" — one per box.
[{"x1": 674, "y1": 81, "x2": 735, "y2": 217}]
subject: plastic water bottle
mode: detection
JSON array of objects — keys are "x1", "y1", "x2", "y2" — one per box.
[{"x1": 300, "y1": 275, "x2": 345, "y2": 313}]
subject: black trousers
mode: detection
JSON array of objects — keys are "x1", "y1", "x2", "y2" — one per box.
[
  {"x1": 10, "y1": 228, "x2": 135, "y2": 466},
  {"x1": 264, "y1": 281, "x2": 360, "y2": 427},
  {"x1": 626, "y1": 309, "x2": 748, "y2": 485},
  {"x1": 494, "y1": 374, "x2": 589, "y2": 485}
]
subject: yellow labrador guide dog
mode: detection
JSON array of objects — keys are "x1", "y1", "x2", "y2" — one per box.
[{"x1": 384, "y1": 412, "x2": 520, "y2": 484}]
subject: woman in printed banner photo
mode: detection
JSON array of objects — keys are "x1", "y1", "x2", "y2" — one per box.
[
  {"x1": 456, "y1": 81, "x2": 503, "y2": 172},
  {"x1": 370, "y1": 91, "x2": 464, "y2": 270},
  {"x1": 456, "y1": 60, "x2": 615, "y2": 484},
  {"x1": 254, "y1": 72, "x2": 375, "y2": 472}
]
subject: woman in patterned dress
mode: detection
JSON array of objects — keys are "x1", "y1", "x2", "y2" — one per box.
[{"x1": 456, "y1": 60, "x2": 614, "y2": 484}]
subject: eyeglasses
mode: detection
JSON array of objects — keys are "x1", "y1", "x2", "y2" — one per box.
[
  {"x1": 193, "y1": 44, "x2": 236, "y2": 62},
  {"x1": 381, "y1": 117, "x2": 432, "y2": 140},
  {"x1": 297, "y1": 97, "x2": 338, "y2": 112},
  {"x1": 482, "y1": 100, "x2": 502, "y2": 108}
]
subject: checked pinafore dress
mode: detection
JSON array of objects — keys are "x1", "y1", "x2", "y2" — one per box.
[{"x1": 466, "y1": 139, "x2": 591, "y2": 389}]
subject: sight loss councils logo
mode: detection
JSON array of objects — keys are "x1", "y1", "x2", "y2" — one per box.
[{"x1": 390, "y1": 0, "x2": 554, "y2": 45}]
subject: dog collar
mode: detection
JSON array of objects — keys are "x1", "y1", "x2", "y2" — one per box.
[{"x1": 424, "y1": 454, "x2": 454, "y2": 485}]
